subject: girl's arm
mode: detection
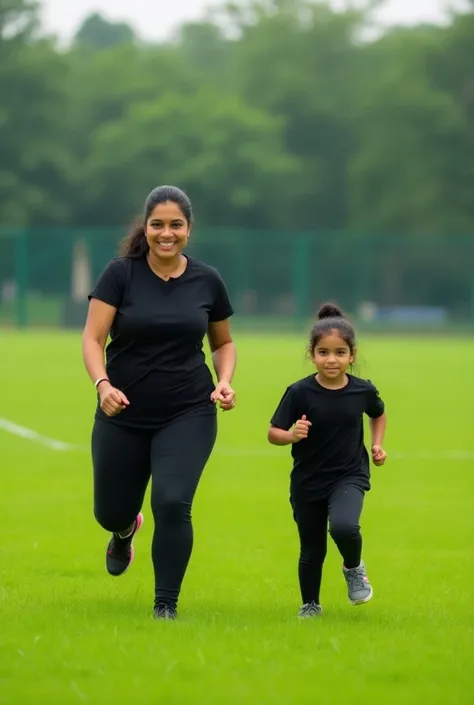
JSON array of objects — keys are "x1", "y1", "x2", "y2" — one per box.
[
  {"x1": 268, "y1": 416, "x2": 311, "y2": 445},
  {"x1": 268, "y1": 427, "x2": 294, "y2": 445},
  {"x1": 370, "y1": 412, "x2": 386, "y2": 447},
  {"x1": 369, "y1": 412, "x2": 387, "y2": 466}
]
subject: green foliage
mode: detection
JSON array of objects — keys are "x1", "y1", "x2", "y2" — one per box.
[
  {"x1": 0, "y1": 0, "x2": 70, "y2": 225},
  {"x1": 0, "y1": 0, "x2": 473, "y2": 235},
  {"x1": 73, "y1": 12, "x2": 136, "y2": 51}
]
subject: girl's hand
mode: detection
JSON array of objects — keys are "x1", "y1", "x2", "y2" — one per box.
[
  {"x1": 99, "y1": 382, "x2": 130, "y2": 417},
  {"x1": 211, "y1": 380, "x2": 236, "y2": 411},
  {"x1": 292, "y1": 415, "x2": 312, "y2": 442},
  {"x1": 371, "y1": 445, "x2": 387, "y2": 466}
]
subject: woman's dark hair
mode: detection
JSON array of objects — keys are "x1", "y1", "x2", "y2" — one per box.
[
  {"x1": 308, "y1": 302, "x2": 357, "y2": 357},
  {"x1": 120, "y1": 185, "x2": 193, "y2": 257}
]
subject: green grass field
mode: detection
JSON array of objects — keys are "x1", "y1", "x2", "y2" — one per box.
[{"x1": 1, "y1": 332, "x2": 473, "y2": 704}]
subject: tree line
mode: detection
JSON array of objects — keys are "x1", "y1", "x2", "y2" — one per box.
[{"x1": 1, "y1": 0, "x2": 473, "y2": 235}]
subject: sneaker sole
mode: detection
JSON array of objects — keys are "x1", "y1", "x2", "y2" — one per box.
[
  {"x1": 297, "y1": 612, "x2": 323, "y2": 619},
  {"x1": 154, "y1": 612, "x2": 178, "y2": 621},
  {"x1": 350, "y1": 586, "x2": 373, "y2": 605},
  {"x1": 111, "y1": 512, "x2": 144, "y2": 577},
  {"x1": 297, "y1": 606, "x2": 324, "y2": 619}
]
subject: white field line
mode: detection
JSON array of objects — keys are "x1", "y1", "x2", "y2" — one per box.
[
  {"x1": 217, "y1": 448, "x2": 474, "y2": 460},
  {"x1": 0, "y1": 417, "x2": 83, "y2": 452},
  {"x1": 0, "y1": 417, "x2": 473, "y2": 460}
]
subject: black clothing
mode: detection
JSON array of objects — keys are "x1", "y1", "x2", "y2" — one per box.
[
  {"x1": 270, "y1": 374, "x2": 385, "y2": 502},
  {"x1": 292, "y1": 483, "x2": 364, "y2": 604},
  {"x1": 88, "y1": 253, "x2": 233, "y2": 609},
  {"x1": 89, "y1": 255, "x2": 233, "y2": 429},
  {"x1": 92, "y1": 414, "x2": 217, "y2": 608}
]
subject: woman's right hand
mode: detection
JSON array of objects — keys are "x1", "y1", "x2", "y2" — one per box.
[{"x1": 98, "y1": 382, "x2": 130, "y2": 417}]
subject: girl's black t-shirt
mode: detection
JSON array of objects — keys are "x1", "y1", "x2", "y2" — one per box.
[
  {"x1": 270, "y1": 374, "x2": 385, "y2": 501},
  {"x1": 88, "y1": 255, "x2": 234, "y2": 429}
]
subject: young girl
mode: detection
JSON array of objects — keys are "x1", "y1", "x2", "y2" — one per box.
[{"x1": 268, "y1": 303, "x2": 387, "y2": 618}]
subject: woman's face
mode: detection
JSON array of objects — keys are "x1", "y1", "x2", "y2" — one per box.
[{"x1": 145, "y1": 201, "x2": 190, "y2": 261}]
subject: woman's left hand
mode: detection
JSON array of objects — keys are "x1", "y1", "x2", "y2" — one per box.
[
  {"x1": 371, "y1": 445, "x2": 387, "y2": 466},
  {"x1": 211, "y1": 381, "x2": 236, "y2": 411}
]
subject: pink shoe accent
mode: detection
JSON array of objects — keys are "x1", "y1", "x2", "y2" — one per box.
[
  {"x1": 135, "y1": 512, "x2": 144, "y2": 533},
  {"x1": 123, "y1": 512, "x2": 144, "y2": 574}
]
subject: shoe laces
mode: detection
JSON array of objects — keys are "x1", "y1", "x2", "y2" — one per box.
[
  {"x1": 154, "y1": 603, "x2": 177, "y2": 620},
  {"x1": 345, "y1": 565, "x2": 367, "y2": 591},
  {"x1": 299, "y1": 602, "x2": 320, "y2": 617}
]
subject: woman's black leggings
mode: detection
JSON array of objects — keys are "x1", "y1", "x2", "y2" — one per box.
[
  {"x1": 92, "y1": 413, "x2": 217, "y2": 608},
  {"x1": 292, "y1": 483, "x2": 365, "y2": 605}
]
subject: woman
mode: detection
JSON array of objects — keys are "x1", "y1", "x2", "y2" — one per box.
[{"x1": 82, "y1": 185, "x2": 236, "y2": 620}]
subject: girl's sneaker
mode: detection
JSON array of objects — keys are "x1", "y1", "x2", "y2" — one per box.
[
  {"x1": 298, "y1": 602, "x2": 323, "y2": 618},
  {"x1": 343, "y1": 560, "x2": 373, "y2": 604},
  {"x1": 154, "y1": 603, "x2": 178, "y2": 620}
]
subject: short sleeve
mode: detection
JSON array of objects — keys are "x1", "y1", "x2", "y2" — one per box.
[
  {"x1": 270, "y1": 386, "x2": 299, "y2": 430},
  {"x1": 88, "y1": 259, "x2": 127, "y2": 309},
  {"x1": 209, "y1": 270, "x2": 234, "y2": 323},
  {"x1": 365, "y1": 382, "x2": 385, "y2": 419}
]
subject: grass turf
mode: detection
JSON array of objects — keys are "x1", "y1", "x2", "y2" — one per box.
[{"x1": 1, "y1": 332, "x2": 473, "y2": 704}]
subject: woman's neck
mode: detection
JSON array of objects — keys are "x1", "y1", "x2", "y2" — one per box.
[{"x1": 146, "y1": 253, "x2": 187, "y2": 280}]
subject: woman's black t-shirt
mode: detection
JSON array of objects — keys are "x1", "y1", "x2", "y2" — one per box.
[
  {"x1": 89, "y1": 255, "x2": 234, "y2": 429},
  {"x1": 270, "y1": 374, "x2": 385, "y2": 502}
]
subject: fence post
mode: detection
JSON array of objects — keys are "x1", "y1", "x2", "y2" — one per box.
[
  {"x1": 471, "y1": 238, "x2": 474, "y2": 330},
  {"x1": 14, "y1": 230, "x2": 28, "y2": 328},
  {"x1": 235, "y1": 232, "x2": 250, "y2": 312},
  {"x1": 293, "y1": 234, "x2": 311, "y2": 326},
  {"x1": 354, "y1": 232, "x2": 373, "y2": 312}
]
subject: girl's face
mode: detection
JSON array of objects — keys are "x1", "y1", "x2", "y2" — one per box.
[
  {"x1": 145, "y1": 201, "x2": 190, "y2": 261},
  {"x1": 311, "y1": 332, "x2": 354, "y2": 381}
]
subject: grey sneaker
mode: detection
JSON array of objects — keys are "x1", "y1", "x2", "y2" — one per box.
[
  {"x1": 153, "y1": 603, "x2": 177, "y2": 621},
  {"x1": 298, "y1": 602, "x2": 323, "y2": 619},
  {"x1": 343, "y1": 561, "x2": 373, "y2": 605}
]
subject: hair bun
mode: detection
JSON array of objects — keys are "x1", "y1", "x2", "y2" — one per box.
[{"x1": 317, "y1": 302, "x2": 344, "y2": 320}]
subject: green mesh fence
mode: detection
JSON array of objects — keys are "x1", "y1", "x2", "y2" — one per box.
[{"x1": 1, "y1": 228, "x2": 473, "y2": 331}]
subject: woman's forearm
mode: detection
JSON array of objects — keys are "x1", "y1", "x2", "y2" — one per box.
[
  {"x1": 212, "y1": 341, "x2": 236, "y2": 383},
  {"x1": 82, "y1": 336, "x2": 108, "y2": 386}
]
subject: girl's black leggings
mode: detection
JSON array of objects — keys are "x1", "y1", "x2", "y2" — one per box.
[
  {"x1": 92, "y1": 413, "x2": 217, "y2": 608},
  {"x1": 292, "y1": 483, "x2": 365, "y2": 605}
]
